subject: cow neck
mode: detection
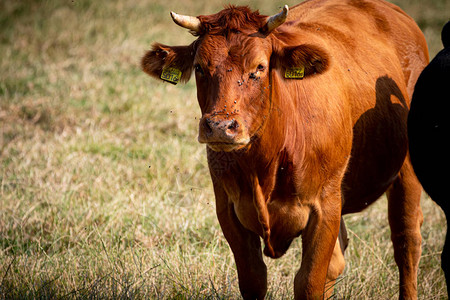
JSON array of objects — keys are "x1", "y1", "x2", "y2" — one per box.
[
  {"x1": 239, "y1": 68, "x2": 284, "y2": 196},
  {"x1": 249, "y1": 70, "x2": 293, "y2": 169},
  {"x1": 239, "y1": 71, "x2": 290, "y2": 254}
]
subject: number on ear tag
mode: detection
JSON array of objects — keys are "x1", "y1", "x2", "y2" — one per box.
[
  {"x1": 161, "y1": 67, "x2": 182, "y2": 84},
  {"x1": 285, "y1": 67, "x2": 305, "y2": 79}
]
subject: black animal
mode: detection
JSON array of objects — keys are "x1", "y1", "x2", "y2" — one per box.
[{"x1": 408, "y1": 20, "x2": 450, "y2": 294}]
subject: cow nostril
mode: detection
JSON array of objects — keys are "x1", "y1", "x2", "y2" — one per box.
[
  {"x1": 203, "y1": 118, "x2": 213, "y2": 136},
  {"x1": 227, "y1": 119, "x2": 238, "y2": 130},
  {"x1": 225, "y1": 119, "x2": 239, "y2": 138}
]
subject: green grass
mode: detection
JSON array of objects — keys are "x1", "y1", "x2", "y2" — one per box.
[{"x1": 1, "y1": 0, "x2": 449, "y2": 298}]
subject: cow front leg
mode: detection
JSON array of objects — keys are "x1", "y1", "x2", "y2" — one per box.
[
  {"x1": 387, "y1": 159, "x2": 423, "y2": 300},
  {"x1": 215, "y1": 187, "x2": 267, "y2": 300},
  {"x1": 294, "y1": 202, "x2": 341, "y2": 300}
]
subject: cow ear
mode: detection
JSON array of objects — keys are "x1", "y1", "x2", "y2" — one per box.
[
  {"x1": 141, "y1": 43, "x2": 195, "y2": 84},
  {"x1": 273, "y1": 44, "x2": 330, "y2": 77}
]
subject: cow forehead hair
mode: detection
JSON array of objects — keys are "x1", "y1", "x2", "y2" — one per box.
[
  {"x1": 197, "y1": 5, "x2": 267, "y2": 36},
  {"x1": 194, "y1": 34, "x2": 271, "y2": 71}
]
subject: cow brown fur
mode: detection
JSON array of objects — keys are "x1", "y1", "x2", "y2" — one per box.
[{"x1": 141, "y1": 0, "x2": 429, "y2": 299}]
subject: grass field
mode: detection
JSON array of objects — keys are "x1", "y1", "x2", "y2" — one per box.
[{"x1": 1, "y1": 0, "x2": 449, "y2": 298}]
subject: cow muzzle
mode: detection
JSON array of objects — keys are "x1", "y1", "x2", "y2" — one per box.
[{"x1": 198, "y1": 115, "x2": 250, "y2": 152}]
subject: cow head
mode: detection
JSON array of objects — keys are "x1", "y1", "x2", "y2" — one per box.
[{"x1": 142, "y1": 5, "x2": 329, "y2": 152}]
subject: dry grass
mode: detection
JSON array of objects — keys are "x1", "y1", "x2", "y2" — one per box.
[{"x1": 1, "y1": 0, "x2": 449, "y2": 298}]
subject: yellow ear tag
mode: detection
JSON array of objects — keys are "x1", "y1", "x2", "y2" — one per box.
[
  {"x1": 161, "y1": 67, "x2": 182, "y2": 85},
  {"x1": 285, "y1": 67, "x2": 305, "y2": 79}
]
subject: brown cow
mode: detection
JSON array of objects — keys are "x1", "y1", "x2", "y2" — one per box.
[{"x1": 141, "y1": 0, "x2": 429, "y2": 298}]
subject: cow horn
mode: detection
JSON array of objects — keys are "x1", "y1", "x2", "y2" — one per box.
[
  {"x1": 264, "y1": 5, "x2": 289, "y2": 33},
  {"x1": 170, "y1": 11, "x2": 201, "y2": 34}
]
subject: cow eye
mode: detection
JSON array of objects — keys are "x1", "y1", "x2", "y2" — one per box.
[
  {"x1": 249, "y1": 64, "x2": 265, "y2": 80},
  {"x1": 195, "y1": 64, "x2": 204, "y2": 75},
  {"x1": 257, "y1": 64, "x2": 266, "y2": 72}
]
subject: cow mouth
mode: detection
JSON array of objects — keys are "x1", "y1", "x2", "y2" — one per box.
[{"x1": 205, "y1": 140, "x2": 250, "y2": 152}]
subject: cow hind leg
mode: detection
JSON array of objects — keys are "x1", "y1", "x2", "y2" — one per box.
[
  {"x1": 387, "y1": 159, "x2": 423, "y2": 299},
  {"x1": 325, "y1": 218, "x2": 348, "y2": 299}
]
